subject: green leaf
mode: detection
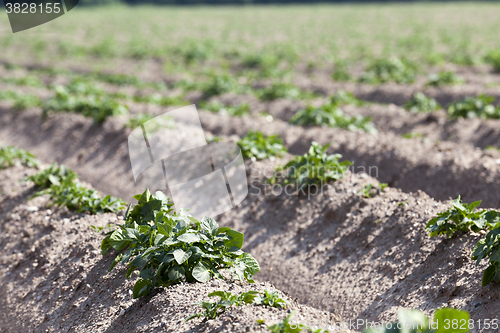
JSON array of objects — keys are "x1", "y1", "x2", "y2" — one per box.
[
  {"x1": 101, "y1": 235, "x2": 112, "y2": 255},
  {"x1": 223, "y1": 229, "x2": 244, "y2": 249},
  {"x1": 131, "y1": 254, "x2": 150, "y2": 268},
  {"x1": 172, "y1": 248, "x2": 192, "y2": 265},
  {"x1": 434, "y1": 308, "x2": 470, "y2": 333},
  {"x1": 109, "y1": 253, "x2": 123, "y2": 272},
  {"x1": 491, "y1": 248, "x2": 500, "y2": 262},
  {"x1": 239, "y1": 253, "x2": 260, "y2": 275},
  {"x1": 201, "y1": 217, "x2": 219, "y2": 234},
  {"x1": 192, "y1": 261, "x2": 211, "y2": 282},
  {"x1": 109, "y1": 230, "x2": 131, "y2": 250},
  {"x1": 140, "y1": 268, "x2": 153, "y2": 280},
  {"x1": 132, "y1": 279, "x2": 151, "y2": 298},
  {"x1": 468, "y1": 200, "x2": 482, "y2": 211},
  {"x1": 482, "y1": 265, "x2": 496, "y2": 286},
  {"x1": 177, "y1": 233, "x2": 201, "y2": 244},
  {"x1": 141, "y1": 199, "x2": 162, "y2": 222},
  {"x1": 168, "y1": 265, "x2": 185, "y2": 281},
  {"x1": 398, "y1": 309, "x2": 428, "y2": 333}
]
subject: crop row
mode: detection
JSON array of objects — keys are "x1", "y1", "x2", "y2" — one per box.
[{"x1": 1, "y1": 143, "x2": 485, "y2": 332}]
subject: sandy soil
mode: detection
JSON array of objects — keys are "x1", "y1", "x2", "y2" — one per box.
[{"x1": 0, "y1": 163, "x2": 335, "y2": 333}]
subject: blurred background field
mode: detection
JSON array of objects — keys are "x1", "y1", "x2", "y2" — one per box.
[{"x1": 1, "y1": 3, "x2": 500, "y2": 72}]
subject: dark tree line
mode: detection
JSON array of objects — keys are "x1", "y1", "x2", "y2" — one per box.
[{"x1": 80, "y1": 0, "x2": 499, "y2": 5}]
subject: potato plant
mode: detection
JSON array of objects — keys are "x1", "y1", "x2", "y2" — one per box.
[
  {"x1": 447, "y1": 95, "x2": 500, "y2": 119},
  {"x1": 0, "y1": 146, "x2": 39, "y2": 169},
  {"x1": 426, "y1": 196, "x2": 500, "y2": 238},
  {"x1": 43, "y1": 85, "x2": 128, "y2": 123},
  {"x1": 268, "y1": 142, "x2": 351, "y2": 191},
  {"x1": 25, "y1": 163, "x2": 126, "y2": 214},
  {"x1": 102, "y1": 189, "x2": 260, "y2": 298},
  {"x1": 238, "y1": 130, "x2": 287, "y2": 161},
  {"x1": 426, "y1": 71, "x2": 464, "y2": 87},
  {"x1": 471, "y1": 228, "x2": 500, "y2": 286},
  {"x1": 256, "y1": 82, "x2": 303, "y2": 101},
  {"x1": 359, "y1": 57, "x2": 417, "y2": 84},
  {"x1": 201, "y1": 100, "x2": 250, "y2": 117},
  {"x1": 404, "y1": 93, "x2": 440, "y2": 113},
  {"x1": 0, "y1": 90, "x2": 43, "y2": 110},
  {"x1": 290, "y1": 101, "x2": 377, "y2": 134},
  {"x1": 187, "y1": 289, "x2": 289, "y2": 322},
  {"x1": 485, "y1": 48, "x2": 500, "y2": 72}
]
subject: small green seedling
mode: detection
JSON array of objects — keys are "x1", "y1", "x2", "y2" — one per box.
[
  {"x1": 238, "y1": 130, "x2": 287, "y2": 161},
  {"x1": 0, "y1": 146, "x2": 39, "y2": 169},
  {"x1": 43, "y1": 85, "x2": 128, "y2": 123},
  {"x1": 359, "y1": 57, "x2": 417, "y2": 84},
  {"x1": 24, "y1": 163, "x2": 126, "y2": 214},
  {"x1": 329, "y1": 90, "x2": 364, "y2": 106},
  {"x1": 426, "y1": 71, "x2": 464, "y2": 87},
  {"x1": 268, "y1": 142, "x2": 352, "y2": 191},
  {"x1": 426, "y1": 196, "x2": 500, "y2": 238},
  {"x1": 359, "y1": 183, "x2": 388, "y2": 198},
  {"x1": 256, "y1": 82, "x2": 303, "y2": 101},
  {"x1": 254, "y1": 289, "x2": 289, "y2": 309},
  {"x1": 201, "y1": 100, "x2": 250, "y2": 117},
  {"x1": 267, "y1": 311, "x2": 302, "y2": 333},
  {"x1": 126, "y1": 113, "x2": 155, "y2": 129},
  {"x1": 404, "y1": 93, "x2": 440, "y2": 113},
  {"x1": 290, "y1": 102, "x2": 377, "y2": 134},
  {"x1": 402, "y1": 132, "x2": 425, "y2": 139},
  {"x1": 447, "y1": 95, "x2": 500, "y2": 119}
]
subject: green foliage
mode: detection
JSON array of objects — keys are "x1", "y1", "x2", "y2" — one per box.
[
  {"x1": 360, "y1": 57, "x2": 417, "y2": 84},
  {"x1": 201, "y1": 100, "x2": 250, "y2": 117},
  {"x1": 241, "y1": 52, "x2": 281, "y2": 77},
  {"x1": 471, "y1": 228, "x2": 500, "y2": 286},
  {"x1": 331, "y1": 61, "x2": 352, "y2": 82},
  {"x1": 132, "y1": 93, "x2": 187, "y2": 106},
  {"x1": 201, "y1": 73, "x2": 242, "y2": 97},
  {"x1": 238, "y1": 130, "x2": 287, "y2": 161},
  {"x1": 256, "y1": 82, "x2": 302, "y2": 101},
  {"x1": 267, "y1": 311, "x2": 302, "y2": 333},
  {"x1": 364, "y1": 308, "x2": 470, "y2": 333},
  {"x1": 426, "y1": 71, "x2": 464, "y2": 87},
  {"x1": 426, "y1": 196, "x2": 500, "y2": 238},
  {"x1": 43, "y1": 86, "x2": 128, "y2": 123},
  {"x1": 0, "y1": 146, "x2": 39, "y2": 169},
  {"x1": 447, "y1": 95, "x2": 500, "y2": 119},
  {"x1": 102, "y1": 189, "x2": 260, "y2": 298},
  {"x1": 359, "y1": 183, "x2": 388, "y2": 198},
  {"x1": 25, "y1": 163, "x2": 126, "y2": 214},
  {"x1": 268, "y1": 142, "x2": 351, "y2": 191},
  {"x1": 0, "y1": 90, "x2": 43, "y2": 110},
  {"x1": 402, "y1": 132, "x2": 425, "y2": 139},
  {"x1": 126, "y1": 113, "x2": 155, "y2": 129},
  {"x1": 329, "y1": 90, "x2": 364, "y2": 106},
  {"x1": 404, "y1": 93, "x2": 440, "y2": 113},
  {"x1": 485, "y1": 48, "x2": 500, "y2": 72},
  {"x1": 186, "y1": 288, "x2": 289, "y2": 321},
  {"x1": 2, "y1": 75, "x2": 44, "y2": 87},
  {"x1": 290, "y1": 102, "x2": 377, "y2": 134},
  {"x1": 180, "y1": 41, "x2": 214, "y2": 64},
  {"x1": 254, "y1": 289, "x2": 289, "y2": 309}
]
